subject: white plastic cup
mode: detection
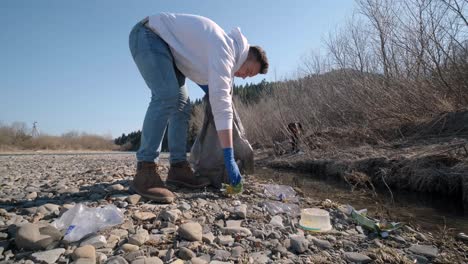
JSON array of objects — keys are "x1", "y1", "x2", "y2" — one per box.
[{"x1": 299, "y1": 208, "x2": 332, "y2": 232}]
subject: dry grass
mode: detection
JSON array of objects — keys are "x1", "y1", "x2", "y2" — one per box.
[{"x1": 0, "y1": 122, "x2": 117, "y2": 151}]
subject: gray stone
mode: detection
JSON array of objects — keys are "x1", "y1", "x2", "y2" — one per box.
[
  {"x1": 231, "y1": 246, "x2": 244, "y2": 258},
  {"x1": 344, "y1": 252, "x2": 372, "y2": 263},
  {"x1": 128, "y1": 229, "x2": 149, "y2": 246},
  {"x1": 408, "y1": 244, "x2": 439, "y2": 258},
  {"x1": 80, "y1": 235, "x2": 107, "y2": 248},
  {"x1": 106, "y1": 256, "x2": 129, "y2": 264},
  {"x1": 233, "y1": 204, "x2": 247, "y2": 218},
  {"x1": 37, "y1": 203, "x2": 60, "y2": 216},
  {"x1": 72, "y1": 245, "x2": 96, "y2": 262},
  {"x1": 31, "y1": 248, "x2": 65, "y2": 264},
  {"x1": 121, "y1": 243, "x2": 139, "y2": 252},
  {"x1": 222, "y1": 227, "x2": 252, "y2": 237},
  {"x1": 290, "y1": 235, "x2": 308, "y2": 254},
  {"x1": 190, "y1": 257, "x2": 208, "y2": 264},
  {"x1": 133, "y1": 211, "x2": 157, "y2": 221},
  {"x1": 178, "y1": 222, "x2": 202, "y2": 241},
  {"x1": 202, "y1": 232, "x2": 215, "y2": 244},
  {"x1": 124, "y1": 250, "x2": 145, "y2": 262},
  {"x1": 249, "y1": 251, "x2": 271, "y2": 264},
  {"x1": 178, "y1": 247, "x2": 196, "y2": 260},
  {"x1": 216, "y1": 235, "x2": 234, "y2": 246},
  {"x1": 159, "y1": 209, "x2": 181, "y2": 222},
  {"x1": 178, "y1": 202, "x2": 191, "y2": 211},
  {"x1": 110, "y1": 184, "x2": 125, "y2": 191},
  {"x1": 213, "y1": 249, "x2": 231, "y2": 261},
  {"x1": 15, "y1": 223, "x2": 60, "y2": 250},
  {"x1": 269, "y1": 215, "x2": 284, "y2": 227},
  {"x1": 311, "y1": 237, "x2": 333, "y2": 249},
  {"x1": 111, "y1": 229, "x2": 129, "y2": 239},
  {"x1": 126, "y1": 194, "x2": 141, "y2": 205},
  {"x1": 225, "y1": 220, "x2": 242, "y2": 228},
  {"x1": 131, "y1": 257, "x2": 164, "y2": 264}
]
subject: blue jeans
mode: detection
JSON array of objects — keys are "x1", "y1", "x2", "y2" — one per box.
[{"x1": 129, "y1": 21, "x2": 191, "y2": 163}]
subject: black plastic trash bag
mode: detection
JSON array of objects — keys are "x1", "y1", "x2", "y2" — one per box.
[{"x1": 189, "y1": 96, "x2": 254, "y2": 188}]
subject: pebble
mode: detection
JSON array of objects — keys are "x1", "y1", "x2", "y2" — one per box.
[
  {"x1": 159, "y1": 209, "x2": 182, "y2": 222},
  {"x1": 232, "y1": 204, "x2": 247, "y2": 218},
  {"x1": 72, "y1": 245, "x2": 96, "y2": 262},
  {"x1": 121, "y1": 243, "x2": 140, "y2": 252},
  {"x1": 106, "y1": 256, "x2": 129, "y2": 264},
  {"x1": 126, "y1": 194, "x2": 142, "y2": 205},
  {"x1": 312, "y1": 237, "x2": 333, "y2": 249},
  {"x1": 344, "y1": 252, "x2": 372, "y2": 263},
  {"x1": 15, "y1": 223, "x2": 61, "y2": 250},
  {"x1": 408, "y1": 244, "x2": 439, "y2": 258},
  {"x1": 0, "y1": 155, "x2": 458, "y2": 264},
  {"x1": 178, "y1": 247, "x2": 196, "y2": 260},
  {"x1": 80, "y1": 235, "x2": 107, "y2": 249},
  {"x1": 133, "y1": 211, "x2": 157, "y2": 221},
  {"x1": 178, "y1": 222, "x2": 202, "y2": 241},
  {"x1": 128, "y1": 229, "x2": 149, "y2": 246},
  {"x1": 290, "y1": 235, "x2": 309, "y2": 253},
  {"x1": 31, "y1": 248, "x2": 65, "y2": 264}
]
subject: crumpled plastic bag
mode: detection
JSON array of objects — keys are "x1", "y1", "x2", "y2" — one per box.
[
  {"x1": 189, "y1": 96, "x2": 254, "y2": 189},
  {"x1": 52, "y1": 204, "x2": 124, "y2": 242}
]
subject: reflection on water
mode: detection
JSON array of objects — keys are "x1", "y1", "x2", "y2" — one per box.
[{"x1": 253, "y1": 167, "x2": 468, "y2": 234}]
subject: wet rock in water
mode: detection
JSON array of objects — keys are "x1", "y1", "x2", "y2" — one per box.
[
  {"x1": 408, "y1": 244, "x2": 439, "y2": 258},
  {"x1": 343, "y1": 252, "x2": 372, "y2": 263},
  {"x1": 456, "y1": 232, "x2": 468, "y2": 243},
  {"x1": 178, "y1": 222, "x2": 202, "y2": 241},
  {"x1": 15, "y1": 223, "x2": 61, "y2": 250},
  {"x1": 31, "y1": 248, "x2": 65, "y2": 264},
  {"x1": 290, "y1": 235, "x2": 309, "y2": 254},
  {"x1": 178, "y1": 247, "x2": 196, "y2": 260}
]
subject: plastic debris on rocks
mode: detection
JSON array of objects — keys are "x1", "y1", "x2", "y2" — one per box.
[
  {"x1": 52, "y1": 203, "x2": 124, "y2": 242},
  {"x1": 342, "y1": 205, "x2": 403, "y2": 237}
]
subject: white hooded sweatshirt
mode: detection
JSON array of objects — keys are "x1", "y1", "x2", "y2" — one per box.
[{"x1": 146, "y1": 13, "x2": 250, "y2": 131}]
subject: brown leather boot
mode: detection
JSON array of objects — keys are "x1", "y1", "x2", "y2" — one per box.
[
  {"x1": 131, "y1": 161, "x2": 175, "y2": 203},
  {"x1": 167, "y1": 161, "x2": 211, "y2": 188}
]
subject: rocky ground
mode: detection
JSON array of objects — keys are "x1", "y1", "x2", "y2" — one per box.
[{"x1": 0, "y1": 153, "x2": 467, "y2": 264}]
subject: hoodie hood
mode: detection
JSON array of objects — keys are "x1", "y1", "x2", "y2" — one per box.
[{"x1": 229, "y1": 27, "x2": 250, "y2": 74}]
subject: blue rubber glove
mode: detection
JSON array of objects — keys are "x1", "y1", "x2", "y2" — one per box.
[{"x1": 223, "y1": 148, "x2": 242, "y2": 186}]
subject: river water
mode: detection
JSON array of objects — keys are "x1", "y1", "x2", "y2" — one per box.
[{"x1": 253, "y1": 167, "x2": 468, "y2": 235}]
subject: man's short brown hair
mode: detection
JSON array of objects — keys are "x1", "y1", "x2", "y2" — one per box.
[{"x1": 248, "y1": 46, "x2": 269, "y2": 74}]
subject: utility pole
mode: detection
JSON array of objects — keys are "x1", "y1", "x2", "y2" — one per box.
[{"x1": 31, "y1": 121, "x2": 39, "y2": 137}]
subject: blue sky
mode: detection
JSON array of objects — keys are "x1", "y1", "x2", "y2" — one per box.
[{"x1": 0, "y1": 0, "x2": 356, "y2": 137}]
